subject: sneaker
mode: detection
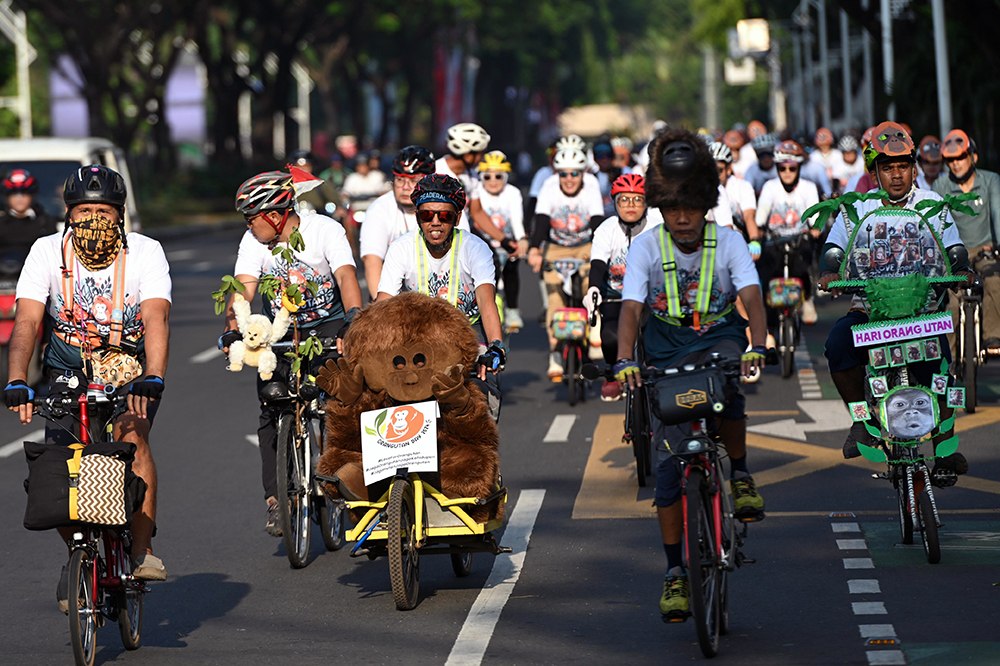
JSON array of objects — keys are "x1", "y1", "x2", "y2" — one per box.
[
  {"x1": 547, "y1": 352, "x2": 563, "y2": 382},
  {"x1": 600, "y1": 380, "x2": 621, "y2": 401},
  {"x1": 132, "y1": 553, "x2": 167, "y2": 581},
  {"x1": 57, "y1": 565, "x2": 69, "y2": 614},
  {"x1": 266, "y1": 496, "x2": 283, "y2": 537},
  {"x1": 660, "y1": 573, "x2": 690, "y2": 621},
  {"x1": 731, "y1": 475, "x2": 765, "y2": 518},
  {"x1": 505, "y1": 308, "x2": 524, "y2": 332},
  {"x1": 843, "y1": 421, "x2": 873, "y2": 459},
  {"x1": 802, "y1": 297, "x2": 818, "y2": 325}
]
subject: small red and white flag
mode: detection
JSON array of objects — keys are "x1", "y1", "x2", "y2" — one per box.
[{"x1": 287, "y1": 165, "x2": 324, "y2": 197}]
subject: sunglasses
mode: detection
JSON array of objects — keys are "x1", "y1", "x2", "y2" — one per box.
[
  {"x1": 944, "y1": 154, "x2": 969, "y2": 163},
  {"x1": 417, "y1": 209, "x2": 458, "y2": 224},
  {"x1": 481, "y1": 173, "x2": 505, "y2": 181},
  {"x1": 777, "y1": 165, "x2": 799, "y2": 173},
  {"x1": 594, "y1": 150, "x2": 613, "y2": 159},
  {"x1": 558, "y1": 171, "x2": 581, "y2": 178},
  {"x1": 617, "y1": 195, "x2": 645, "y2": 205}
]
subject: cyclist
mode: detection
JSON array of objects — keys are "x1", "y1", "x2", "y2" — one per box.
[
  {"x1": 222, "y1": 171, "x2": 362, "y2": 536},
  {"x1": 476, "y1": 150, "x2": 528, "y2": 331},
  {"x1": 934, "y1": 129, "x2": 1000, "y2": 353},
  {"x1": 810, "y1": 127, "x2": 842, "y2": 184},
  {"x1": 318, "y1": 151, "x2": 350, "y2": 190},
  {"x1": 755, "y1": 140, "x2": 820, "y2": 328},
  {"x1": 441, "y1": 122, "x2": 508, "y2": 248},
  {"x1": 916, "y1": 136, "x2": 943, "y2": 190},
  {"x1": 593, "y1": 135, "x2": 631, "y2": 216},
  {"x1": 725, "y1": 128, "x2": 755, "y2": 178},
  {"x1": 586, "y1": 173, "x2": 659, "y2": 401},
  {"x1": 833, "y1": 135, "x2": 865, "y2": 194},
  {"x1": 5, "y1": 165, "x2": 171, "y2": 592},
  {"x1": 360, "y1": 146, "x2": 470, "y2": 300},
  {"x1": 526, "y1": 138, "x2": 561, "y2": 221},
  {"x1": 614, "y1": 129, "x2": 766, "y2": 621},
  {"x1": 818, "y1": 122, "x2": 970, "y2": 479},
  {"x1": 710, "y1": 142, "x2": 760, "y2": 245},
  {"x1": 342, "y1": 151, "x2": 389, "y2": 202},
  {"x1": 528, "y1": 147, "x2": 605, "y2": 380},
  {"x1": 1, "y1": 169, "x2": 58, "y2": 256},
  {"x1": 744, "y1": 133, "x2": 778, "y2": 196},
  {"x1": 846, "y1": 126, "x2": 878, "y2": 193}
]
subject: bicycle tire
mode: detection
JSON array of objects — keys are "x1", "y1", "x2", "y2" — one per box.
[
  {"x1": 963, "y1": 299, "x2": 978, "y2": 414},
  {"x1": 896, "y1": 474, "x2": 914, "y2": 545},
  {"x1": 318, "y1": 496, "x2": 345, "y2": 551},
  {"x1": 116, "y1": 537, "x2": 143, "y2": 650},
  {"x1": 917, "y1": 491, "x2": 941, "y2": 564},
  {"x1": 451, "y1": 553, "x2": 473, "y2": 577},
  {"x1": 566, "y1": 345, "x2": 578, "y2": 407},
  {"x1": 781, "y1": 315, "x2": 795, "y2": 379},
  {"x1": 277, "y1": 413, "x2": 311, "y2": 568},
  {"x1": 68, "y1": 548, "x2": 97, "y2": 666},
  {"x1": 387, "y1": 479, "x2": 420, "y2": 610},
  {"x1": 685, "y1": 468, "x2": 721, "y2": 658},
  {"x1": 631, "y1": 387, "x2": 650, "y2": 487}
]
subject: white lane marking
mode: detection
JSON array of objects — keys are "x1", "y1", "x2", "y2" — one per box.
[
  {"x1": 843, "y1": 558, "x2": 875, "y2": 569},
  {"x1": 837, "y1": 539, "x2": 869, "y2": 550},
  {"x1": 542, "y1": 415, "x2": 577, "y2": 443},
  {"x1": 192, "y1": 261, "x2": 213, "y2": 272},
  {"x1": 747, "y1": 400, "x2": 850, "y2": 441},
  {"x1": 852, "y1": 601, "x2": 888, "y2": 615},
  {"x1": 445, "y1": 489, "x2": 545, "y2": 666},
  {"x1": 795, "y1": 344, "x2": 823, "y2": 400},
  {"x1": 866, "y1": 650, "x2": 906, "y2": 665},
  {"x1": 245, "y1": 435, "x2": 258, "y2": 447},
  {"x1": 859, "y1": 624, "x2": 897, "y2": 638},
  {"x1": 833, "y1": 522, "x2": 861, "y2": 533},
  {"x1": 0, "y1": 429, "x2": 44, "y2": 458},
  {"x1": 849, "y1": 579, "x2": 881, "y2": 594},
  {"x1": 191, "y1": 346, "x2": 223, "y2": 364},
  {"x1": 167, "y1": 249, "x2": 196, "y2": 261}
]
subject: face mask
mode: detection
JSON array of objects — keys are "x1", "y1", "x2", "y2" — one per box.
[{"x1": 71, "y1": 212, "x2": 122, "y2": 270}]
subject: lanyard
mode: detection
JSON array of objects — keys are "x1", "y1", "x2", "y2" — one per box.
[
  {"x1": 59, "y1": 232, "x2": 128, "y2": 354},
  {"x1": 657, "y1": 223, "x2": 724, "y2": 330},
  {"x1": 415, "y1": 228, "x2": 464, "y2": 307}
]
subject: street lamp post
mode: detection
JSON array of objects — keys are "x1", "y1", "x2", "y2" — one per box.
[
  {"x1": 931, "y1": 0, "x2": 952, "y2": 136},
  {"x1": 816, "y1": 0, "x2": 831, "y2": 128},
  {"x1": 841, "y1": 10, "x2": 853, "y2": 127},
  {"x1": 880, "y1": 0, "x2": 895, "y2": 120}
]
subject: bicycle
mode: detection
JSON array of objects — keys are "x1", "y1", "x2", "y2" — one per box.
[
  {"x1": 954, "y1": 250, "x2": 996, "y2": 414},
  {"x1": 544, "y1": 258, "x2": 590, "y2": 405},
  {"x1": 266, "y1": 335, "x2": 345, "y2": 568},
  {"x1": 31, "y1": 386, "x2": 147, "y2": 666},
  {"x1": 764, "y1": 235, "x2": 806, "y2": 379}
]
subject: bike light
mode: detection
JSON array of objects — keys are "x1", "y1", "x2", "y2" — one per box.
[
  {"x1": 355, "y1": 210, "x2": 366, "y2": 223},
  {"x1": 712, "y1": 402, "x2": 724, "y2": 413},
  {"x1": 679, "y1": 437, "x2": 711, "y2": 454},
  {"x1": 73, "y1": 532, "x2": 83, "y2": 540},
  {"x1": 865, "y1": 638, "x2": 899, "y2": 647}
]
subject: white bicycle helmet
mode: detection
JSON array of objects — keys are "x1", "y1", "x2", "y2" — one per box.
[
  {"x1": 555, "y1": 135, "x2": 586, "y2": 152},
  {"x1": 708, "y1": 141, "x2": 733, "y2": 164},
  {"x1": 446, "y1": 123, "x2": 491, "y2": 155},
  {"x1": 553, "y1": 148, "x2": 588, "y2": 171}
]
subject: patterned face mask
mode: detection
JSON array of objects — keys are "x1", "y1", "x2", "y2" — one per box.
[{"x1": 71, "y1": 212, "x2": 122, "y2": 270}]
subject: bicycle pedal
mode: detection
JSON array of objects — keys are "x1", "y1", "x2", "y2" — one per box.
[
  {"x1": 931, "y1": 469, "x2": 958, "y2": 488},
  {"x1": 736, "y1": 510, "x2": 765, "y2": 523},
  {"x1": 661, "y1": 611, "x2": 690, "y2": 624}
]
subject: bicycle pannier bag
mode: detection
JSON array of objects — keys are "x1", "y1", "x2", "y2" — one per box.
[{"x1": 650, "y1": 367, "x2": 728, "y2": 427}]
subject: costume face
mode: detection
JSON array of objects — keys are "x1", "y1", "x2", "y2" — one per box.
[
  {"x1": 885, "y1": 388, "x2": 935, "y2": 439},
  {"x1": 69, "y1": 204, "x2": 122, "y2": 271},
  {"x1": 360, "y1": 340, "x2": 465, "y2": 402}
]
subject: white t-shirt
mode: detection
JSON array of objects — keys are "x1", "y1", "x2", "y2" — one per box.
[
  {"x1": 539, "y1": 171, "x2": 601, "y2": 203},
  {"x1": 591, "y1": 215, "x2": 663, "y2": 296},
  {"x1": 707, "y1": 185, "x2": 734, "y2": 228},
  {"x1": 234, "y1": 213, "x2": 355, "y2": 326},
  {"x1": 724, "y1": 176, "x2": 757, "y2": 227},
  {"x1": 436, "y1": 156, "x2": 478, "y2": 200},
  {"x1": 529, "y1": 165, "x2": 555, "y2": 198},
  {"x1": 535, "y1": 176, "x2": 604, "y2": 246},
  {"x1": 755, "y1": 178, "x2": 820, "y2": 238},
  {"x1": 732, "y1": 144, "x2": 758, "y2": 178},
  {"x1": 833, "y1": 155, "x2": 865, "y2": 185},
  {"x1": 377, "y1": 229, "x2": 496, "y2": 322},
  {"x1": 477, "y1": 184, "x2": 525, "y2": 246},
  {"x1": 810, "y1": 148, "x2": 843, "y2": 181},
  {"x1": 17, "y1": 232, "x2": 172, "y2": 370},
  {"x1": 827, "y1": 188, "x2": 962, "y2": 249},
  {"x1": 359, "y1": 191, "x2": 470, "y2": 260},
  {"x1": 342, "y1": 170, "x2": 388, "y2": 200}
]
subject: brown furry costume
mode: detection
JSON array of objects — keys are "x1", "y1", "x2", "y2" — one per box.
[
  {"x1": 315, "y1": 292, "x2": 502, "y2": 523},
  {"x1": 645, "y1": 128, "x2": 720, "y2": 212}
]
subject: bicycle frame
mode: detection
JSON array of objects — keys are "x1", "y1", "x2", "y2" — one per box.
[{"x1": 677, "y1": 421, "x2": 737, "y2": 573}]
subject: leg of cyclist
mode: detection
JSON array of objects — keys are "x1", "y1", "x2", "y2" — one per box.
[
  {"x1": 257, "y1": 353, "x2": 289, "y2": 536},
  {"x1": 599, "y1": 302, "x2": 621, "y2": 400},
  {"x1": 756, "y1": 244, "x2": 781, "y2": 345},
  {"x1": 825, "y1": 310, "x2": 871, "y2": 458},
  {"x1": 503, "y1": 257, "x2": 523, "y2": 330},
  {"x1": 974, "y1": 253, "x2": 1000, "y2": 351},
  {"x1": 114, "y1": 411, "x2": 162, "y2": 578}
]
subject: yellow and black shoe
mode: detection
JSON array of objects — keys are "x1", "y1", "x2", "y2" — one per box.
[
  {"x1": 731, "y1": 475, "x2": 765, "y2": 521},
  {"x1": 660, "y1": 574, "x2": 690, "y2": 622}
]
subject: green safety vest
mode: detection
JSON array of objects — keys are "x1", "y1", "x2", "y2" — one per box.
[
  {"x1": 414, "y1": 228, "x2": 480, "y2": 323},
  {"x1": 656, "y1": 223, "x2": 732, "y2": 330}
]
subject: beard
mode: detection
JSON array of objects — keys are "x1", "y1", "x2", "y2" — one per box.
[
  {"x1": 424, "y1": 236, "x2": 454, "y2": 254},
  {"x1": 71, "y1": 212, "x2": 123, "y2": 270}
]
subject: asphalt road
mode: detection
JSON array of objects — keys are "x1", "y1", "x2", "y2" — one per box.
[{"x1": 1, "y1": 225, "x2": 998, "y2": 665}]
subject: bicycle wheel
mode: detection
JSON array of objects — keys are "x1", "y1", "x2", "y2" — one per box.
[
  {"x1": 895, "y1": 474, "x2": 914, "y2": 545},
  {"x1": 917, "y1": 491, "x2": 941, "y2": 564},
  {"x1": 963, "y1": 300, "x2": 978, "y2": 414},
  {"x1": 451, "y1": 553, "x2": 473, "y2": 577},
  {"x1": 685, "y1": 468, "x2": 721, "y2": 658},
  {"x1": 629, "y1": 387, "x2": 650, "y2": 487},
  {"x1": 115, "y1": 536, "x2": 143, "y2": 650},
  {"x1": 781, "y1": 315, "x2": 795, "y2": 379},
  {"x1": 318, "y1": 496, "x2": 345, "y2": 551},
  {"x1": 387, "y1": 478, "x2": 420, "y2": 610},
  {"x1": 277, "y1": 412, "x2": 312, "y2": 568},
  {"x1": 67, "y1": 548, "x2": 97, "y2": 666},
  {"x1": 566, "y1": 345, "x2": 578, "y2": 406}
]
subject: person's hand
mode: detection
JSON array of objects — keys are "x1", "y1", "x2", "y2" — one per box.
[
  {"x1": 584, "y1": 286, "x2": 602, "y2": 317},
  {"x1": 432, "y1": 364, "x2": 472, "y2": 414},
  {"x1": 818, "y1": 272, "x2": 842, "y2": 297},
  {"x1": 747, "y1": 240, "x2": 761, "y2": 261},
  {"x1": 4, "y1": 380, "x2": 34, "y2": 425},
  {"x1": 528, "y1": 248, "x2": 543, "y2": 273},
  {"x1": 218, "y1": 330, "x2": 241, "y2": 355},
  {"x1": 740, "y1": 346, "x2": 767, "y2": 378},
  {"x1": 336, "y1": 307, "x2": 362, "y2": 355},
  {"x1": 128, "y1": 376, "x2": 163, "y2": 419},
  {"x1": 613, "y1": 358, "x2": 641, "y2": 391},
  {"x1": 515, "y1": 238, "x2": 529, "y2": 259},
  {"x1": 500, "y1": 238, "x2": 518, "y2": 256},
  {"x1": 477, "y1": 340, "x2": 507, "y2": 379},
  {"x1": 809, "y1": 227, "x2": 822, "y2": 239}
]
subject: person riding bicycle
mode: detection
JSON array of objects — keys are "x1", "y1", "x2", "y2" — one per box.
[
  {"x1": 222, "y1": 170, "x2": 363, "y2": 536},
  {"x1": 933, "y1": 129, "x2": 1000, "y2": 354},
  {"x1": 1, "y1": 169, "x2": 58, "y2": 256},
  {"x1": 744, "y1": 133, "x2": 778, "y2": 196},
  {"x1": 756, "y1": 140, "x2": 821, "y2": 329},
  {"x1": 817, "y1": 122, "x2": 971, "y2": 481},
  {"x1": 810, "y1": 127, "x2": 843, "y2": 184},
  {"x1": 360, "y1": 146, "x2": 471, "y2": 301},
  {"x1": 586, "y1": 173, "x2": 660, "y2": 401},
  {"x1": 528, "y1": 147, "x2": 606, "y2": 380},
  {"x1": 916, "y1": 136, "x2": 944, "y2": 190},
  {"x1": 710, "y1": 142, "x2": 760, "y2": 245},
  {"x1": 439, "y1": 122, "x2": 509, "y2": 249},
  {"x1": 847, "y1": 126, "x2": 879, "y2": 194},
  {"x1": 614, "y1": 129, "x2": 767, "y2": 621},
  {"x1": 593, "y1": 134, "x2": 632, "y2": 216},
  {"x1": 342, "y1": 151, "x2": 389, "y2": 202},
  {"x1": 832, "y1": 135, "x2": 865, "y2": 195},
  {"x1": 4, "y1": 165, "x2": 171, "y2": 593},
  {"x1": 476, "y1": 150, "x2": 528, "y2": 331}
]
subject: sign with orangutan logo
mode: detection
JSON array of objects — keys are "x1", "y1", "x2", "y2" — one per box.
[{"x1": 360, "y1": 401, "x2": 439, "y2": 484}]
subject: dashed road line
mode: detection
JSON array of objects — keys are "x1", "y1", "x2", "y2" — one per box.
[
  {"x1": 167, "y1": 249, "x2": 196, "y2": 261},
  {"x1": 859, "y1": 624, "x2": 897, "y2": 638},
  {"x1": 838, "y1": 539, "x2": 869, "y2": 550},
  {"x1": 866, "y1": 651, "x2": 906, "y2": 665},
  {"x1": 849, "y1": 579, "x2": 881, "y2": 594},
  {"x1": 852, "y1": 601, "x2": 888, "y2": 615},
  {"x1": 1, "y1": 429, "x2": 45, "y2": 458},
  {"x1": 833, "y1": 522, "x2": 861, "y2": 533},
  {"x1": 843, "y1": 557, "x2": 875, "y2": 569},
  {"x1": 795, "y1": 345, "x2": 823, "y2": 399},
  {"x1": 191, "y1": 346, "x2": 223, "y2": 364},
  {"x1": 542, "y1": 415, "x2": 577, "y2": 443}
]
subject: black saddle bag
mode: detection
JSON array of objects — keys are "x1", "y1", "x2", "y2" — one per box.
[{"x1": 650, "y1": 367, "x2": 729, "y2": 426}]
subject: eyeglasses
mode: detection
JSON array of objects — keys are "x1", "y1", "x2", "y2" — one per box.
[
  {"x1": 617, "y1": 195, "x2": 645, "y2": 205},
  {"x1": 481, "y1": 173, "x2": 506, "y2": 181},
  {"x1": 558, "y1": 171, "x2": 581, "y2": 178},
  {"x1": 417, "y1": 209, "x2": 458, "y2": 224},
  {"x1": 777, "y1": 165, "x2": 799, "y2": 173}
]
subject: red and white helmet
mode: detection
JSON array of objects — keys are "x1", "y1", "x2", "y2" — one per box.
[{"x1": 773, "y1": 140, "x2": 805, "y2": 164}]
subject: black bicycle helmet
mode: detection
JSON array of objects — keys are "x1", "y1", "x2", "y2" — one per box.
[
  {"x1": 63, "y1": 165, "x2": 127, "y2": 209},
  {"x1": 410, "y1": 173, "x2": 467, "y2": 210},
  {"x1": 235, "y1": 171, "x2": 295, "y2": 216},
  {"x1": 392, "y1": 145, "x2": 435, "y2": 176},
  {"x1": 3, "y1": 168, "x2": 39, "y2": 194}
]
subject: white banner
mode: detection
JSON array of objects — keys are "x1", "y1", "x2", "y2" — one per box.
[
  {"x1": 360, "y1": 401, "x2": 439, "y2": 486},
  {"x1": 851, "y1": 313, "x2": 953, "y2": 348}
]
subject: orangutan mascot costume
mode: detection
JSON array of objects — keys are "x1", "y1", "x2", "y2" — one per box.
[{"x1": 315, "y1": 292, "x2": 502, "y2": 523}]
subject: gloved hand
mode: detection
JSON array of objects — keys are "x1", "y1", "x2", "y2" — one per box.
[
  {"x1": 129, "y1": 376, "x2": 164, "y2": 400},
  {"x1": 500, "y1": 238, "x2": 518, "y2": 254},
  {"x1": 613, "y1": 358, "x2": 641, "y2": 388},
  {"x1": 432, "y1": 364, "x2": 472, "y2": 415},
  {"x1": 218, "y1": 330, "x2": 242, "y2": 351},
  {"x1": 747, "y1": 240, "x2": 762, "y2": 261},
  {"x1": 741, "y1": 345, "x2": 768, "y2": 378},
  {"x1": 4, "y1": 380, "x2": 34, "y2": 409},
  {"x1": 585, "y1": 286, "x2": 603, "y2": 316},
  {"x1": 478, "y1": 340, "x2": 507, "y2": 372}
]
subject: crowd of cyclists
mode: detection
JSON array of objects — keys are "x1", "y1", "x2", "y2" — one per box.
[{"x1": 2, "y1": 113, "x2": 997, "y2": 625}]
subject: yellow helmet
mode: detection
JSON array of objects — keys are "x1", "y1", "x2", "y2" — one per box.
[{"x1": 478, "y1": 150, "x2": 512, "y2": 173}]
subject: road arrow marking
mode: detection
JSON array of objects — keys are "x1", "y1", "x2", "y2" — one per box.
[{"x1": 747, "y1": 399, "x2": 851, "y2": 441}]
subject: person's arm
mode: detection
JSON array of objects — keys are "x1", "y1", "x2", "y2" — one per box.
[
  {"x1": 754, "y1": 184, "x2": 770, "y2": 234},
  {"x1": 6, "y1": 298, "x2": 44, "y2": 424},
  {"x1": 223, "y1": 274, "x2": 258, "y2": 340},
  {"x1": 509, "y1": 189, "x2": 528, "y2": 257},
  {"x1": 528, "y1": 214, "x2": 551, "y2": 272},
  {"x1": 737, "y1": 285, "x2": 766, "y2": 348},
  {"x1": 469, "y1": 197, "x2": 506, "y2": 243},
  {"x1": 334, "y1": 264, "x2": 363, "y2": 314},
  {"x1": 988, "y1": 173, "x2": 1000, "y2": 250},
  {"x1": 742, "y1": 210, "x2": 759, "y2": 240},
  {"x1": 588, "y1": 214, "x2": 607, "y2": 230},
  {"x1": 616, "y1": 299, "x2": 644, "y2": 390},
  {"x1": 362, "y1": 255, "x2": 383, "y2": 301},
  {"x1": 475, "y1": 282, "x2": 503, "y2": 380},
  {"x1": 131, "y1": 297, "x2": 170, "y2": 418}
]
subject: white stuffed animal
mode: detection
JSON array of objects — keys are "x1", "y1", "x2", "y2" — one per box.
[{"x1": 228, "y1": 293, "x2": 293, "y2": 380}]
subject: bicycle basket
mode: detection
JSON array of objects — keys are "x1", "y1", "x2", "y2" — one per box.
[
  {"x1": 650, "y1": 367, "x2": 728, "y2": 426},
  {"x1": 766, "y1": 277, "x2": 804, "y2": 308},
  {"x1": 551, "y1": 308, "x2": 589, "y2": 340}
]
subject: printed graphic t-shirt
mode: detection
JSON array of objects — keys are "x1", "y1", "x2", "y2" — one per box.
[
  {"x1": 477, "y1": 184, "x2": 525, "y2": 247},
  {"x1": 535, "y1": 176, "x2": 604, "y2": 247},
  {"x1": 360, "y1": 190, "x2": 470, "y2": 260},
  {"x1": 755, "y1": 178, "x2": 820, "y2": 238},
  {"x1": 590, "y1": 216, "x2": 662, "y2": 297}
]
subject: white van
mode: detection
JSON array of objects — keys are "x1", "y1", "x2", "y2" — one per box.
[{"x1": 0, "y1": 137, "x2": 140, "y2": 232}]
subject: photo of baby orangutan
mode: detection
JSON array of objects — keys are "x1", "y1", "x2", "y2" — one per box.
[
  {"x1": 870, "y1": 347, "x2": 888, "y2": 369},
  {"x1": 923, "y1": 339, "x2": 940, "y2": 360},
  {"x1": 883, "y1": 388, "x2": 936, "y2": 440},
  {"x1": 870, "y1": 376, "x2": 888, "y2": 397},
  {"x1": 889, "y1": 345, "x2": 905, "y2": 367},
  {"x1": 947, "y1": 387, "x2": 966, "y2": 409},
  {"x1": 906, "y1": 341, "x2": 923, "y2": 362},
  {"x1": 931, "y1": 374, "x2": 948, "y2": 394}
]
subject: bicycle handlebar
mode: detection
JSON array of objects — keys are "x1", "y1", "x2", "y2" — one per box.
[
  {"x1": 270, "y1": 337, "x2": 338, "y2": 350},
  {"x1": 582, "y1": 349, "x2": 778, "y2": 382}
]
